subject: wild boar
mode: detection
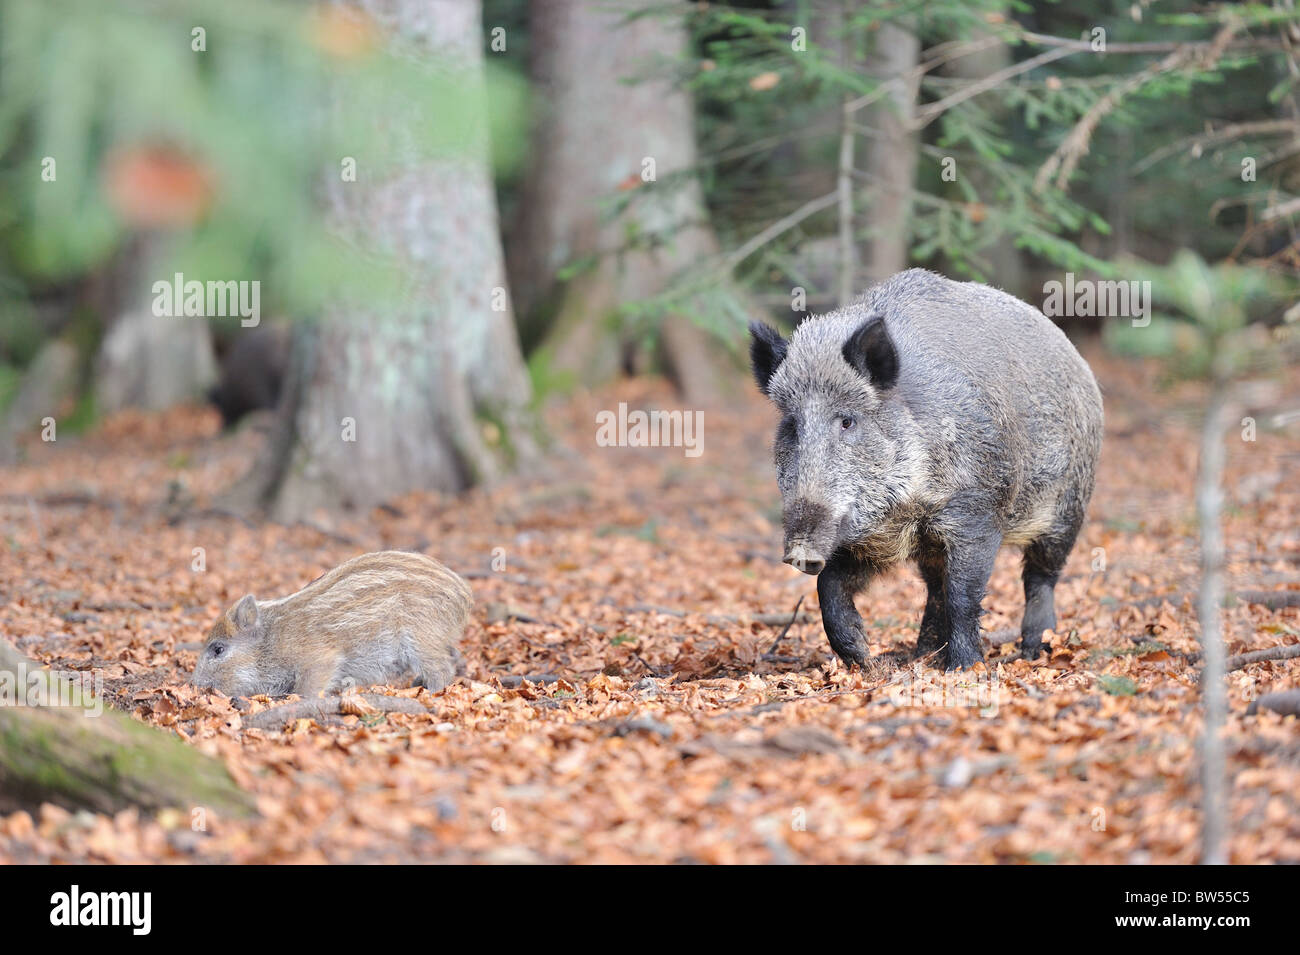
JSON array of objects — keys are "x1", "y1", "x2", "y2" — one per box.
[
  {"x1": 207, "y1": 323, "x2": 290, "y2": 428},
  {"x1": 192, "y1": 551, "x2": 471, "y2": 697},
  {"x1": 749, "y1": 268, "x2": 1102, "y2": 670}
]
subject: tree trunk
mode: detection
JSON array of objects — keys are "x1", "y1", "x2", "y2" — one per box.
[
  {"x1": 508, "y1": 0, "x2": 737, "y2": 403},
  {"x1": 0, "y1": 640, "x2": 253, "y2": 818},
  {"x1": 942, "y1": 22, "x2": 1025, "y2": 294},
  {"x1": 0, "y1": 338, "x2": 80, "y2": 465},
  {"x1": 93, "y1": 236, "x2": 218, "y2": 415},
  {"x1": 860, "y1": 21, "x2": 920, "y2": 284},
  {"x1": 237, "y1": 0, "x2": 535, "y2": 521}
]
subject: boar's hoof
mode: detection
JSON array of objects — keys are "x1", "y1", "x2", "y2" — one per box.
[
  {"x1": 828, "y1": 639, "x2": 868, "y2": 670},
  {"x1": 1018, "y1": 640, "x2": 1048, "y2": 661},
  {"x1": 944, "y1": 647, "x2": 984, "y2": 671}
]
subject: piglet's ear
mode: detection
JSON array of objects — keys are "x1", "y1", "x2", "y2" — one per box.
[
  {"x1": 749, "y1": 321, "x2": 788, "y2": 395},
  {"x1": 842, "y1": 312, "x2": 898, "y2": 391},
  {"x1": 232, "y1": 594, "x2": 260, "y2": 630}
]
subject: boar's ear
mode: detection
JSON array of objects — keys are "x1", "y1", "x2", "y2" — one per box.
[
  {"x1": 748, "y1": 321, "x2": 788, "y2": 395},
  {"x1": 232, "y1": 594, "x2": 260, "y2": 630},
  {"x1": 842, "y1": 312, "x2": 899, "y2": 391}
]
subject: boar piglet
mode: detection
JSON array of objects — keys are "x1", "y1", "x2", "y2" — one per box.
[{"x1": 193, "y1": 551, "x2": 471, "y2": 697}]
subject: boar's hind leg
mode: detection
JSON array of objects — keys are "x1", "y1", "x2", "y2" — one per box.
[
  {"x1": 816, "y1": 551, "x2": 874, "y2": 668},
  {"x1": 915, "y1": 546, "x2": 949, "y2": 659},
  {"x1": 941, "y1": 521, "x2": 1001, "y2": 671},
  {"x1": 1020, "y1": 527, "x2": 1079, "y2": 659}
]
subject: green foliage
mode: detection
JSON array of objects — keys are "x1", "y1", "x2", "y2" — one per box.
[
  {"x1": 526, "y1": 345, "x2": 578, "y2": 402},
  {"x1": 0, "y1": 295, "x2": 43, "y2": 365},
  {"x1": 0, "y1": 362, "x2": 21, "y2": 412},
  {"x1": 3, "y1": 0, "x2": 1296, "y2": 376},
  {"x1": 677, "y1": 0, "x2": 1300, "y2": 318},
  {"x1": 1097, "y1": 674, "x2": 1139, "y2": 696},
  {"x1": 1106, "y1": 250, "x2": 1292, "y2": 382},
  {"x1": 0, "y1": 0, "x2": 525, "y2": 340}
]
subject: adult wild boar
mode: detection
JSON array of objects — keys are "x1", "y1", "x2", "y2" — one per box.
[{"x1": 749, "y1": 269, "x2": 1102, "y2": 671}]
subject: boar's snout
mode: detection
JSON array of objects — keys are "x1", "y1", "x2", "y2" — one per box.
[
  {"x1": 783, "y1": 542, "x2": 826, "y2": 575},
  {"x1": 781, "y1": 498, "x2": 835, "y2": 575}
]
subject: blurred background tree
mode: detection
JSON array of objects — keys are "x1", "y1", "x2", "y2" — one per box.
[{"x1": 0, "y1": 0, "x2": 1297, "y2": 497}]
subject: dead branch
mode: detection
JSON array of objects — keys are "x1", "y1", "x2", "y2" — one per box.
[
  {"x1": 1132, "y1": 119, "x2": 1298, "y2": 175},
  {"x1": 1035, "y1": 23, "x2": 1240, "y2": 193},
  {"x1": 496, "y1": 673, "x2": 563, "y2": 688},
  {"x1": 1133, "y1": 589, "x2": 1300, "y2": 611},
  {"x1": 244, "y1": 693, "x2": 430, "y2": 731},
  {"x1": 625, "y1": 603, "x2": 818, "y2": 627},
  {"x1": 1234, "y1": 590, "x2": 1300, "y2": 610},
  {"x1": 1246, "y1": 690, "x2": 1300, "y2": 717},
  {"x1": 1226, "y1": 643, "x2": 1300, "y2": 672},
  {"x1": 1017, "y1": 28, "x2": 1275, "y2": 55},
  {"x1": 764, "y1": 595, "x2": 807, "y2": 658},
  {"x1": 915, "y1": 45, "x2": 1077, "y2": 129},
  {"x1": 723, "y1": 191, "x2": 839, "y2": 273}
]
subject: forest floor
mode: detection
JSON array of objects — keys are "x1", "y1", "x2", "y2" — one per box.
[{"x1": 1, "y1": 346, "x2": 1298, "y2": 864}]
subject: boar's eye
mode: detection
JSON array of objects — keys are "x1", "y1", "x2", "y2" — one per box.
[
  {"x1": 838, "y1": 415, "x2": 857, "y2": 431},
  {"x1": 208, "y1": 642, "x2": 227, "y2": 658}
]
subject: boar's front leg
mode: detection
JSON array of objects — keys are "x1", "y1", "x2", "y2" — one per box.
[
  {"x1": 939, "y1": 517, "x2": 1002, "y2": 671},
  {"x1": 816, "y1": 550, "x2": 874, "y2": 668},
  {"x1": 915, "y1": 545, "x2": 951, "y2": 659}
]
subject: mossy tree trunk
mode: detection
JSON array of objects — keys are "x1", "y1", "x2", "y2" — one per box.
[{"x1": 0, "y1": 640, "x2": 253, "y2": 818}]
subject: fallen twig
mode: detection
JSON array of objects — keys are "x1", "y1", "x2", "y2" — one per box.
[
  {"x1": 1226, "y1": 642, "x2": 1300, "y2": 673},
  {"x1": 290, "y1": 520, "x2": 363, "y2": 548},
  {"x1": 462, "y1": 571, "x2": 541, "y2": 585},
  {"x1": 634, "y1": 652, "x2": 664, "y2": 678},
  {"x1": 244, "y1": 693, "x2": 429, "y2": 730},
  {"x1": 496, "y1": 673, "x2": 563, "y2": 688},
  {"x1": 1134, "y1": 589, "x2": 1300, "y2": 611},
  {"x1": 626, "y1": 603, "x2": 818, "y2": 628},
  {"x1": 1246, "y1": 690, "x2": 1300, "y2": 718},
  {"x1": 764, "y1": 595, "x2": 806, "y2": 658},
  {"x1": 1233, "y1": 590, "x2": 1300, "y2": 611},
  {"x1": 166, "y1": 506, "x2": 258, "y2": 529}
]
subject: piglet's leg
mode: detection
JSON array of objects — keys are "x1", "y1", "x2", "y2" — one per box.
[
  {"x1": 414, "y1": 644, "x2": 461, "y2": 694},
  {"x1": 294, "y1": 651, "x2": 341, "y2": 698}
]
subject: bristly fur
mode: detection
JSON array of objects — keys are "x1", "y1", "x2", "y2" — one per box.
[
  {"x1": 750, "y1": 268, "x2": 1103, "y2": 671},
  {"x1": 192, "y1": 551, "x2": 472, "y2": 698}
]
